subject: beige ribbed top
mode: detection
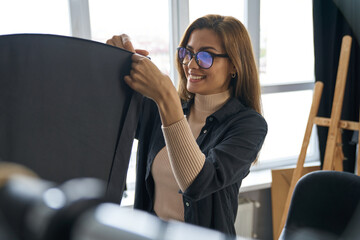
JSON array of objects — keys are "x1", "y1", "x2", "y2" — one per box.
[{"x1": 151, "y1": 90, "x2": 231, "y2": 221}]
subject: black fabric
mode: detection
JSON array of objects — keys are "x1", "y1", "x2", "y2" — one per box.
[
  {"x1": 134, "y1": 97, "x2": 267, "y2": 235},
  {"x1": 279, "y1": 171, "x2": 360, "y2": 239},
  {"x1": 0, "y1": 34, "x2": 141, "y2": 203},
  {"x1": 313, "y1": 0, "x2": 360, "y2": 172},
  {"x1": 333, "y1": 0, "x2": 360, "y2": 44}
]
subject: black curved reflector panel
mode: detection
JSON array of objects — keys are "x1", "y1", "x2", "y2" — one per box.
[{"x1": 0, "y1": 34, "x2": 141, "y2": 203}]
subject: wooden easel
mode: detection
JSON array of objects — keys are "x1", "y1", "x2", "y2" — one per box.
[{"x1": 276, "y1": 35, "x2": 360, "y2": 239}]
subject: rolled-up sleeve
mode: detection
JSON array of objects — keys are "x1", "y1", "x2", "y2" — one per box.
[{"x1": 162, "y1": 117, "x2": 205, "y2": 192}]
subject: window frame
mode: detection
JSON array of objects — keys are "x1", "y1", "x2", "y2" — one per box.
[{"x1": 68, "y1": 0, "x2": 91, "y2": 39}]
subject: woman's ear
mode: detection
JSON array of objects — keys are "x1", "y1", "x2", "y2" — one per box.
[
  {"x1": 229, "y1": 65, "x2": 236, "y2": 75},
  {"x1": 230, "y1": 65, "x2": 236, "y2": 77}
]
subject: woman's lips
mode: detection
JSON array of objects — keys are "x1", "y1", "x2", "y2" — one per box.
[{"x1": 188, "y1": 74, "x2": 205, "y2": 83}]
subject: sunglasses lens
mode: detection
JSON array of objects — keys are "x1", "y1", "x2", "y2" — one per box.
[
  {"x1": 178, "y1": 48, "x2": 214, "y2": 69},
  {"x1": 178, "y1": 47, "x2": 186, "y2": 59},
  {"x1": 178, "y1": 47, "x2": 190, "y2": 63},
  {"x1": 197, "y1": 51, "x2": 213, "y2": 69}
]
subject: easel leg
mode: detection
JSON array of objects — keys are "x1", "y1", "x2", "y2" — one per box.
[
  {"x1": 323, "y1": 36, "x2": 352, "y2": 170},
  {"x1": 276, "y1": 82, "x2": 323, "y2": 239},
  {"x1": 334, "y1": 129, "x2": 344, "y2": 171}
]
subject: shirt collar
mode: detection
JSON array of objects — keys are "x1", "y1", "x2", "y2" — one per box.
[{"x1": 182, "y1": 97, "x2": 246, "y2": 122}]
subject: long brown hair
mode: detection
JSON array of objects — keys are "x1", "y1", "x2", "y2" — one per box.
[{"x1": 176, "y1": 14, "x2": 262, "y2": 115}]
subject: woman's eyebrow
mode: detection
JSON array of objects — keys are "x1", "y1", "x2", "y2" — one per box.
[{"x1": 186, "y1": 45, "x2": 219, "y2": 52}]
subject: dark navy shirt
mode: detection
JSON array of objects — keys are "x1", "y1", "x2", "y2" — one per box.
[{"x1": 134, "y1": 96, "x2": 267, "y2": 235}]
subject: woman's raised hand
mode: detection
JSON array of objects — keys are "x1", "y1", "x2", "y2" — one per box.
[
  {"x1": 107, "y1": 34, "x2": 183, "y2": 127},
  {"x1": 106, "y1": 34, "x2": 149, "y2": 56},
  {"x1": 107, "y1": 34, "x2": 168, "y2": 100},
  {"x1": 124, "y1": 54, "x2": 175, "y2": 103},
  {"x1": 125, "y1": 54, "x2": 184, "y2": 127}
]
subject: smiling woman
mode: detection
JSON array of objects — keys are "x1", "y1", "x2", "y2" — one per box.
[
  {"x1": 177, "y1": 16, "x2": 262, "y2": 114},
  {"x1": 180, "y1": 28, "x2": 234, "y2": 96},
  {"x1": 107, "y1": 14, "x2": 267, "y2": 236}
]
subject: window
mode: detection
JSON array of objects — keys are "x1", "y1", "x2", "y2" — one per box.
[
  {"x1": 88, "y1": 0, "x2": 170, "y2": 199},
  {"x1": 189, "y1": 0, "x2": 245, "y2": 22},
  {"x1": 257, "y1": 0, "x2": 318, "y2": 169},
  {"x1": 88, "y1": 0, "x2": 170, "y2": 75},
  {"x1": 0, "y1": 0, "x2": 71, "y2": 36},
  {"x1": 259, "y1": 90, "x2": 318, "y2": 169},
  {"x1": 259, "y1": 0, "x2": 314, "y2": 85}
]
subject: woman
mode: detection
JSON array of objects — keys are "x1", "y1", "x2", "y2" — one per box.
[{"x1": 107, "y1": 14, "x2": 267, "y2": 235}]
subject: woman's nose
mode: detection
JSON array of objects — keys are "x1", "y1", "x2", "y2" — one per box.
[{"x1": 187, "y1": 56, "x2": 199, "y2": 69}]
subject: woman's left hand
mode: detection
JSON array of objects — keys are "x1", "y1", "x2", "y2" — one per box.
[
  {"x1": 124, "y1": 54, "x2": 176, "y2": 104},
  {"x1": 125, "y1": 54, "x2": 184, "y2": 127}
]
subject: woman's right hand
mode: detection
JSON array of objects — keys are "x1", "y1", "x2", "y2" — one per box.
[
  {"x1": 108, "y1": 34, "x2": 183, "y2": 127},
  {"x1": 106, "y1": 34, "x2": 149, "y2": 56}
]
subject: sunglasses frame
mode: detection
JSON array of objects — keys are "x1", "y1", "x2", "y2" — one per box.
[{"x1": 177, "y1": 47, "x2": 229, "y2": 69}]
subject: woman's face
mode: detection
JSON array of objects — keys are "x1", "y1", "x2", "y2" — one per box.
[{"x1": 183, "y1": 28, "x2": 234, "y2": 95}]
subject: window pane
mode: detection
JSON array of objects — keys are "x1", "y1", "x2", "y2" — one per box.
[
  {"x1": 189, "y1": 0, "x2": 245, "y2": 23},
  {"x1": 89, "y1": 0, "x2": 170, "y2": 75},
  {"x1": 260, "y1": 0, "x2": 314, "y2": 85},
  {"x1": 88, "y1": 1, "x2": 170, "y2": 203},
  {"x1": 257, "y1": 90, "x2": 319, "y2": 167},
  {"x1": 0, "y1": 0, "x2": 71, "y2": 36}
]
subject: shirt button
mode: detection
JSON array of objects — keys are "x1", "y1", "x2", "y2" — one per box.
[
  {"x1": 185, "y1": 202, "x2": 190, "y2": 207},
  {"x1": 203, "y1": 129, "x2": 207, "y2": 134},
  {"x1": 209, "y1": 117, "x2": 213, "y2": 122}
]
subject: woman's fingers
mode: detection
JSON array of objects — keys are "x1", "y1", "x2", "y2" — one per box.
[
  {"x1": 124, "y1": 75, "x2": 135, "y2": 88},
  {"x1": 105, "y1": 34, "x2": 136, "y2": 53},
  {"x1": 106, "y1": 35, "x2": 150, "y2": 57},
  {"x1": 105, "y1": 39, "x2": 112, "y2": 45},
  {"x1": 120, "y1": 34, "x2": 135, "y2": 53},
  {"x1": 135, "y1": 49, "x2": 150, "y2": 56},
  {"x1": 131, "y1": 53, "x2": 147, "y2": 63},
  {"x1": 106, "y1": 35, "x2": 124, "y2": 48},
  {"x1": 124, "y1": 55, "x2": 157, "y2": 95}
]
